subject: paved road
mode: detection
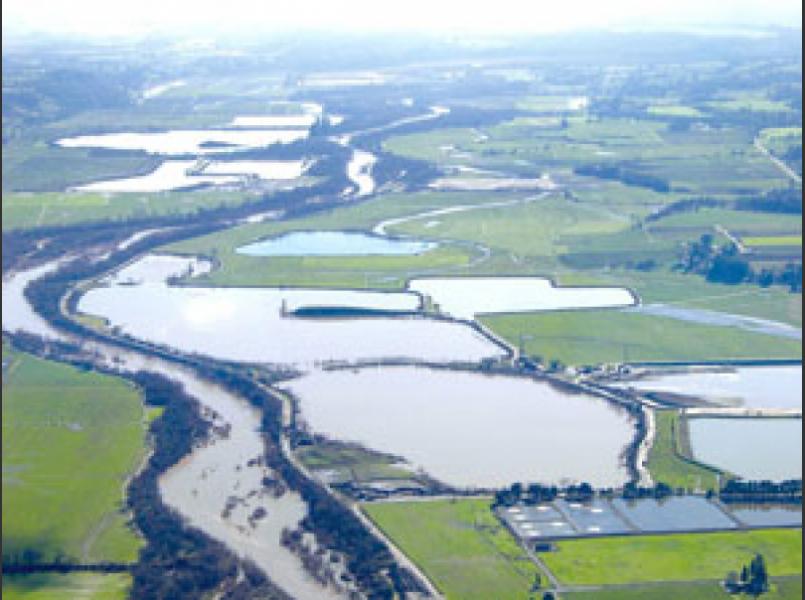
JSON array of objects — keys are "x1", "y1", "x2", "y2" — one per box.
[{"x1": 755, "y1": 138, "x2": 802, "y2": 184}]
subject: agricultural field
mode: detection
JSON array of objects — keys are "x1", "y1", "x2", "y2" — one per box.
[
  {"x1": 363, "y1": 498, "x2": 542, "y2": 600},
  {"x1": 1, "y1": 189, "x2": 261, "y2": 231},
  {"x1": 543, "y1": 529, "x2": 802, "y2": 586},
  {"x1": 2, "y1": 573, "x2": 132, "y2": 600},
  {"x1": 480, "y1": 310, "x2": 802, "y2": 366},
  {"x1": 563, "y1": 576, "x2": 802, "y2": 600},
  {"x1": 2, "y1": 345, "x2": 147, "y2": 565}
]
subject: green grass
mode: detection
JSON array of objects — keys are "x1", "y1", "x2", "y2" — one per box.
[
  {"x1": 2, "y1": 347, "x2": 147, "y2": 564},
  {"x1": 707, "y1": 98, "x2": 794, "y2": 113},
  {"x1": 647, "y1": 105, "x2": 704, "y2": 118},
  {"x1": 1, "y1": 188, "x2": 293, "y2": 231},
  {"x1": 391, "y1": 194, "x2": 630, "y2": 258},
  {"x1": 296, "y1": 442, "x2": 414, "y2": 482},
  {"x1": 564, "y1": 576, "x2": 802, "y2": 599},
  {"x1": 480, "y1": 310, "x2": 802, "y2": 366},
  {"x1": 647, "y1": 411, "x2": 722, "y2": 491},
  {"x1": 2, "y1": 573, "x2": 131, "y2": 600},
  {"x1": 162, "y1": 190, "x2": 512, "y2": 288},
  {"x1": 544, "y1": 529, "x2": 802, "y2": 586},
  {"x1": 363, "y1": 499, "x2": 543, "y2": 599},
  {"x1": 743, "y1": 235, "x2": 802, "y2": 247}
]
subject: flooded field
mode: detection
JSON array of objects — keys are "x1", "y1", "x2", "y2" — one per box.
[
  {"x1": 56, "y1": 129, "x2": 309, "y2": 155},
  {"x1": 429, "y1": 176, "x2": 555, "y2": 191},
  {"x1": 615, "y1": 366, "x2": 802, "y2": 409},
  {"x1": 75, "y1": 160, "x2": 241, "y2": 192},
  {"x1": 408, "y1": 277, "x2": 636, "y2": 320},
  {"x1": 78, "y1": 255, "x2": 501, "y2": 366},
  {"x1": 285, "y1": 366, "x2": 635, "y2": 488},
  {"x1": 688, "y1": 417, "x2": 802, "y2": 481},
  {"x1": 236, "y1": 231, "x2": 437, "y2": 257},
  {"x1": 346, "y1": 150, "x2": 377, "y2": 196}
]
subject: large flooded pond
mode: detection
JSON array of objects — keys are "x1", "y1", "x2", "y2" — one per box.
[
  {"x1": 614, "y1": 366, "x2": 802, "y2": 410},
  {"x1": 688, "y1": 417, "x2": 802, "y2": 481},
  {"x1": 407, "y1": 277, "x2": 636, "y2": 320},
  {"x1": 56, "y1": 129, "x2": 309, "y2": 155},
  {"x1": 285, "y1": 366, "x2": 636, "y2": 488},
  {"x1": 78, "y1": 255, "x2": 503, "y2": 366},
  {"x1": 236, "y1": 231, "x2": 437, "y2": 257}
]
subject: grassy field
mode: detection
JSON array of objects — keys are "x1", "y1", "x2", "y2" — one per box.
[
  {"x1": 1, "y1": 188, "x2": 291, "y2": 231},
  {"x1": 543, "y1": 529, "x2": 802, "y2": 586},
  {"x1": 647, "y1": 105, "x2": 705, "y2": 118},
  {"x1": 163, "y1": 190, "x2": 510, "y2": 288},
  {"x1": 480, "y1": 310, "x2": 802, "y2": 366},
  {"x1": 743, "y1": 235, "x2": 802, "y2": 247},
  {"x1": 383, "y1": 116, "x2": 790, "y2": 194},
  {"x1": 363, "y1": 498, "x2": 543, "y2": 599},
  {"x1": 563, "y1": 576, "x2": 802, "y2": 600},
  {"x1": 647, "y1": 411, "x2": 722, "y2": 491},
  {"x1": 2, "y1": 346, "x2": 146, "y2": 565},
  {"x1": 2, "y1": 573, "x2": 131, "y2": 600}
]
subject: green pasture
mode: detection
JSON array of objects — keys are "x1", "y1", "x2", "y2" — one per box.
[
  {"x1": 647, "y1": 411, "x2": 721, "y2": 491},
  {"x1": 2, "y1": 573, "x2": 131, "y2": 600},
  {"x1": 2, "y1": 347, "x2": 146, "y2": 564},
  {"x1": 363, "y1": 498, "x2": 542, "y2": 600},
  {"x1": 544, "y1": 529, "x2": 802, "y2": 586},
  {"x1": 563, "y1": 576, "x2": 802, "y2": 600},
  {"x1": 480, "y1": 310, "x2": 802, "y2": 366}
]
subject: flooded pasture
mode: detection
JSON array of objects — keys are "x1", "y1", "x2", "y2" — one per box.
[
  {"x1": 78, "y1": 255, "x2": 502, "y2": 366},
  {"x1": 407, "y1": 277, "x2": 636, "y2": 320},
  {"x1": 285, "y1": 366, "x2": 636, "y2": 488},
  {"x1": 688, "y1": 417, "x2": 802, "y2": 481},
  {"x1": 614, "y1": 366, "x2": 802, "y2": 410},
  {"x1": 56, "y1": 129, "x2": 309, "y2": 155}
]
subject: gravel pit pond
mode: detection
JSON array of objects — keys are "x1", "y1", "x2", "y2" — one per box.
[
  {"x1": 284, "y1": 366, "x2": 636, "y2": 488},
  {"x1": 78, "y1": 255, "x2": 504, "y2": 366},
  {"x1": 236, "y1": 231, "x2": 437, "y2": 257},
  {"x1": 688, "y1": 417, "x2": 802, "y2": 481}
]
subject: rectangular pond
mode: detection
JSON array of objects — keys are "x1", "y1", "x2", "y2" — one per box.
[
  {"x1": 285, "y1": 366, "x2": 636, "y2": 488},
  {"x1": 407, "y1": 277, "x2": 635, "y2": 320},
  {"x1": 726, "y1": 504, "x2": 802, "y2": 528},
  {"x1": 688, "y1": 417, "x2": 802, "y2": 481},
  {"x1": 555, "y1": 498, "x2": 632, "y2": 535},
  {"x1": 236, "y1": 231, "x2": 437, "y2": 257},
  {"x1": 611, "y1": 496, "x2": 737, "y2": 532}
]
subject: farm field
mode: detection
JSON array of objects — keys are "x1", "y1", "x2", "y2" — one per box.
[
  {"x1": 1, "y1": 189, "x2": 261, "y2": 231},
  {"x1": 479, "y1": 310, "x2": 802, "y2": 366},
  {"x1": 563, "y1": 576, "x2": 802, "y2": 600},
  {"x1": 543, "y1": 529, "x2": 802, "y2": 586},
  {"x1": 2, "y1": 573, "x2": 131, "y2": 600},
  {"x1": 363, "y1": 498, "x2": 542, "y2": 600},
  {"x1": 646, "y1": 411, "x2": 722, "y2": 491},
  {"x1": 2, "y1": 345, "x2": 147, "y2": 565}
]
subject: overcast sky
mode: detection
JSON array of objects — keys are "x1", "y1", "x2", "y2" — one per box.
[{"x1": 3, "y1": 0, "x2": 802, "y2": 38}]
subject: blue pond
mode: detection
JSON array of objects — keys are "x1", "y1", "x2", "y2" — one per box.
[{"x1": 236, "y1": 231, "x2": 437, "y2": 257}]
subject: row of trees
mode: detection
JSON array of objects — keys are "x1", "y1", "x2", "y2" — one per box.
[
  {"x1": 720, "y1": 479, "x2": 802, "y2": 504},
  {"x1": 725, "y1": 554, "x2": 769, "y2": 597},
  {"x1": 574, "y1": 163, "x2": 672, "y2": 193}
]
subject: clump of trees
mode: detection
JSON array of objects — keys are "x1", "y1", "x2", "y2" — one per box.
[
  {"x1": 574, "y1": 163, "x2": 671, "y2": 193},
  {"x1": 724, "y1": 554, "x2": 769, "y2": 596},
  {"x1": 680, "y1": 233, "x2": 802, "y2": 291}
]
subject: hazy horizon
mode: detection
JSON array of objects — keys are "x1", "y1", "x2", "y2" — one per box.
[{"x1": 3, "y1": 0, "x2": 802, "y2": 40}]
